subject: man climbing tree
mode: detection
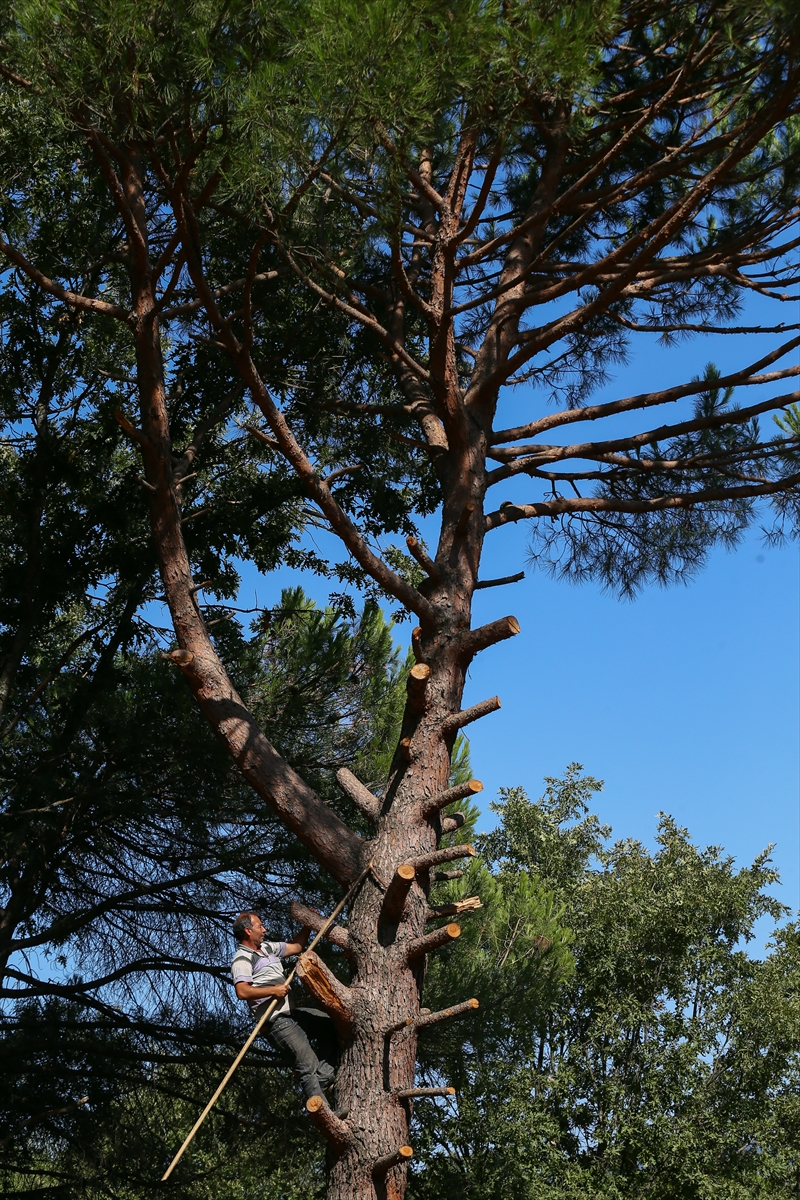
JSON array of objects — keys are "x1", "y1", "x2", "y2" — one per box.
[
  {"x1": 231, "y1": 912, "x2": 342, "y2": 1109},
  {"x1": 2, "y1": 2, "x2": 799, "y2": 1197}
]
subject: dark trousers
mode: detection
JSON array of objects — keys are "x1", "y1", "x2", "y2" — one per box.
[{"x1": 267, "y1": 1007, "x2": 338, "y2": 1100}]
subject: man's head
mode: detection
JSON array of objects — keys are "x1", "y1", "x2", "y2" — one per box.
[{"x1": 233, "y1": 911, "x2": 265, "y2": 944}]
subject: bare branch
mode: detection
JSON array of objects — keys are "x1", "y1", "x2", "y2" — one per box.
[
  {"x1": 475, "y1": 571, "x2": 525, "y2": 589},
  {"x1": 289, "y1": 901, "x2": 353, "y2": 957},
  {"x1": 336, "y1": 767, "x2": 381, "y2": 823},
  {"x1": 486, "y1": 470, "x2": 800, "y2": 529}
]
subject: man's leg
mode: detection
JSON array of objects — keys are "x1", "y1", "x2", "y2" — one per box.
[
  {"x1": 267, "y1": 1014, "x2": 328, "y2": 1100},
  {"x1": 291, "y1": 1007, "x2": 338, "y2": 1089}
]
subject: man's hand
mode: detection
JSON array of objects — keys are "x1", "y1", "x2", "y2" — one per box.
[
  {"x1": 235, "y1": 981, "x2": 290, "y2": 1002},
  {"x1": 284, "y1": 926, "x2": 312, "y2": 956}
]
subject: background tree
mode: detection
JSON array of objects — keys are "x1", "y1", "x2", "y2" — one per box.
[
  {"x1": 410, "y1": 770, "x2": 800, "y2": 1199},
  {"x1": 2, "y1": 2, "x2": 800, "y2": 1197},
  {"x1": 0, "y1": 586, "x2": 414, "y2": 1197}
]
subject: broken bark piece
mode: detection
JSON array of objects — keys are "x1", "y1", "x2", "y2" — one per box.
[
  {"x1": 424, "y1": 778, "x2": 483, "y2": 817},
  {"x1": 305, "y1": 1095, "x2": 351, "y2": 1148},
  {"x1": 372, "y1": 1144, "x2": 414, "y2": 1174},
  {"x1": 289, "y1": 900, "x2": 352, "y2": 957},
  {"x1": 406, "y1": 922, "x2": 461, "y2": 961},
  {"x1": 113, "y1": 408, "x2": 147, "y2": 446},
  {"x1": 426, "y1": 896, "x2": 482, "y2": 920},
  {"x1": 399, "y1": 737, "x2": 413, "y2": 761},
  {"x1": 440, "y1": 696, "x2": 501, "y2": 738},
  {"x1": 336, "y1": 767, "x2": 381, "y2": 822},
  {"x1": 296, "y1": 951, "x2": 353, "y2": 1032},
  {"x1": 411, "y1": 625, "x2": 423, "y2": 662}
]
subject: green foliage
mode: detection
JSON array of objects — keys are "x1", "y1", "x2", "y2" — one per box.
[
  {"x1": 410, "y1": 770, "x2": 800, "y2": 1200},
  {"x1": 0, "y1": 586, "x2": 410, "y2": 1194}
]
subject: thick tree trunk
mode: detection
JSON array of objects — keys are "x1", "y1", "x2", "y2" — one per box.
[{"x1": 319, "y1": 647, "x2": 465, "y2": 1198}]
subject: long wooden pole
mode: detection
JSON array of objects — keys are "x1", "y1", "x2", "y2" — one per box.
[{"x1": 160, "y1": 859, "x2": 374, "y2": 1182}]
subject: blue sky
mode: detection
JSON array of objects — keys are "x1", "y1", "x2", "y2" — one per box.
[
  {"x1": 238, "y1": 523, "x2": 799, "y2": 950},
  {"x1": 234, "y1": 300, "x2": 800, "y2": 950}
]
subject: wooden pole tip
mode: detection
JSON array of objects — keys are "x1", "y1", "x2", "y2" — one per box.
[
  {"x1": 467, "y1": 779, "x2": 484, "y2": 794},
  {"x1": 508, "y1": 616, "x2": 521, "y2": 635},
  {"x1": 396, "y1": 863, "x2": 416, "y2": 882},
  {"x1": 445, "y1": 923, "x2": 461, "y2": 939},
  {"x1": 468, "y1": 997, "x2": 479, "y2": 1009},
  {"x1": 445, "y1": 1087, "x2": 456, "y2": 1095},
  {"x1": 399, "y1": 1145, "x2": 414, "y2": 1159},
  {"x1": 306, "y1": 1095, "x2": 325, "y2": 1113},
  {"x1": 409, "y1": 663, "x2": 431, "y2": 682}
]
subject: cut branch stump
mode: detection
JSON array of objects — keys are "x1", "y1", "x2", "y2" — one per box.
[
  {"x1": 373, "y1": 1144, "x2": 414, "y2": 1174},
  {"x1": 305, "y1": 1095, "x2": 351, "y2": 1148},
  {"x1": 406, "y1": 922, "x2": 461, "y2": 961},
  {"x1": 424, "y1": 778, "x2": 483, "y2": 817}
]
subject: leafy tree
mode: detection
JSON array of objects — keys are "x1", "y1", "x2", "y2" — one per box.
[
  {"x1": 410, "y1": 771, "x2": 800, "y2": 1199},
  {"x1": 2, "y1": 2, "x2": 800, "y2": 1196},
  {"x1": 0, "y1": 586, "x2": 411, "y2": 1196}
]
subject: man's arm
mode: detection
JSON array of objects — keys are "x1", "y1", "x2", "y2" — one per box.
[
  {"x1": 234, "y1": 981, "x2": 290, "y2": 1002},
  {"x1": 284, "y1": 925, "x2": 312, "y2": 956}
]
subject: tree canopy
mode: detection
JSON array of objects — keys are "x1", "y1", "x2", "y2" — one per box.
[{"x1": 1, "y1": 2, "x2": 799, "y2": 1196}]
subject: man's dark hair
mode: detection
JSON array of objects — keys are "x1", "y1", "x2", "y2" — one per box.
[{"x1": 232, "y1": 911, "x2": 257, "y2": 942}]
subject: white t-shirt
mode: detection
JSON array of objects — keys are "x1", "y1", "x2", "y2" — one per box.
[{"x1": 231, "y1": 939, "x2": 291, "y2": 1020}]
